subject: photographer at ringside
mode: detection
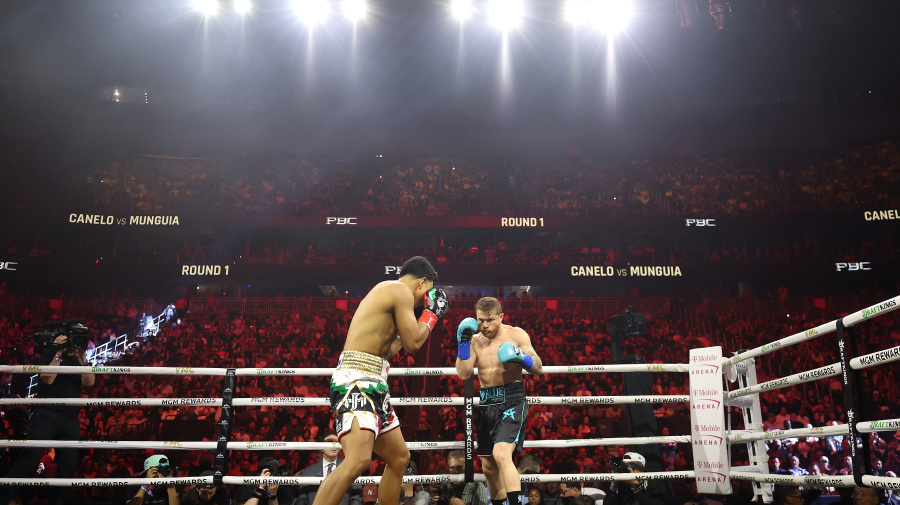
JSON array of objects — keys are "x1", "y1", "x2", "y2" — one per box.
[
  {"x1": 604, "y1": 453, "x2": 664, "y2": 505},
  {"x1": 126, "y1": 455, "x2": 180, "y2": 505},
  {"x1": 0, "y1": 328, "x2": 95, "y2": 505},
  {"x1": 235, "y1": 457, "x2": 284, "y2": 505},
  {"x1": 436, "y1": 450, "x2": 488, "y2": 505}
]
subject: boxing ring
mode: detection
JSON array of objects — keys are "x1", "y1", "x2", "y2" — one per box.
[{"x1": 1, "y1": 294, "x2": 899, "y2": 502}]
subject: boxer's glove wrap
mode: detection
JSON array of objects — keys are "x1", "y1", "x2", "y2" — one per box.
[
  {"x1": 498, "y1": 342, "x2": 534, "y2": 370},
  {"x1": 456, "y1": 317, "x2": 477, "y2": 360},
  {"x1": 418, "y1": 287, "x2": 449, "y2": 333}
]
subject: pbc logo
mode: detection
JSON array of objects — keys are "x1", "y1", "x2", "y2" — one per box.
[
  {"x1": 685, "y1": 219, "x2": 716, "y2": 227},
  {"x1": 384, "y1": 266, "x2": 403, "y2": 275},
  {"x1": 836, "y1": 262, "x2": 871, "y2": 272},
  {"x1": 0, "y1": 261, "x2": 17, "y2": 271},
  {"x1": 326, "y1": 217, "x2": 358, "y2": 225},
  {"x1": 22, "y1": 365, "x2": 42, "y2": 372},
  {"x1": 176, "y1": 367, "x2": 195, "y2": 374}
]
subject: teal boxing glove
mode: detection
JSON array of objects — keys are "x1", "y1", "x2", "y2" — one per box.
[
  {"x1": 498, "y1": 342, "x2": 534, "y2": 370},
  {"x1": 456, "y1": 317, "x2": 477, "y2": 360}
]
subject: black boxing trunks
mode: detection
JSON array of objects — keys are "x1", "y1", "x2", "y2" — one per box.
[
  {"x1": 476, "y1": 381, "x2": 528, "y2": 456},
  {"x1": 330, "y1": 350, "x2": 400, "y2": 439}
]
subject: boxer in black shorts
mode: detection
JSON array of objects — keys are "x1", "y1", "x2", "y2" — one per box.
[
  {"x1": 456, "y1": 297, "x2": 543, "y2": 505},
  {"x1": 477, "y1": 382, "x2": 529, "y2": 457}
]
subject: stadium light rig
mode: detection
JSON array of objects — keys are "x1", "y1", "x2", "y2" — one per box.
[
  {"x1": 487, "y1": 0, "x2": 523, "y2": 31},
  {"x1": 566, "y1": 0, "x2": 632, "y2": 33},
  {"x1": 234, "y1": 0, "x2": 253, "y2": 15},
  {"x1": 194, "y1": 0, "x2": 220, "y2": 16},
  {"x1": 450, "y1": 0, "x2": 474, "y2": 21},
  {"x1": 294, "y1": 0, "x2": 330, "y2": 25},
  {"x1": 342, "y1": 0, "x2": 367, "y2": 22}
]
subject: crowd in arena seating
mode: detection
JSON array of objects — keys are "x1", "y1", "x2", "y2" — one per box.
[
  {"x1": 4, "y1": 140, "x2": 900, "y2": 219},
  {"x1": 2, "y1": 230, "x2": 894, "y2": 273},
  {"x1": 2, "y1": 139, "x2": 900, "y2": 503},
  {"x1": 2, "y1": 298, "x2": 898, "y2": 504}
]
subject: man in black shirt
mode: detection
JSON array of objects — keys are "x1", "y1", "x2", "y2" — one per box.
[
  {"x1": 183, "y1": 470, "x2": 230, "y2": 505},
  {"x1": 0, "y1": 334, "x2": 95, "y2": 505}
]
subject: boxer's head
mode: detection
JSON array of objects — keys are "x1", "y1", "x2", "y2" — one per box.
[
  {"x1": 475, "y1": 297, "x2": 503, "y2": 338},
  {"x1": 399, "y1": 256, "x2": 438, "y2": 302}
]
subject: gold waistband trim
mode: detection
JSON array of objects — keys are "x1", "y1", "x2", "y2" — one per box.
[{"x1": 337, "y1": 350, "x2": 389, "y2": 379}]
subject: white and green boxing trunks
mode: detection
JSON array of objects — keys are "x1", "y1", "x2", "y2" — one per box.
[{"x1": 330, "y1": 350, "x2": 400, "y2": 439}]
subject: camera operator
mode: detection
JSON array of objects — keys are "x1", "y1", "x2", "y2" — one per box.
[
  {"x1": 235, "y1": 457, "x2": 283, "y2": 505},
  {"x1": 182, "y1": 470, "x2": 230, "y2": 505},
  {"x1": 126, "y1": 455, "x2": 180, "y2": 505},
  {"x1": 604, "y1": 453, "x2": 664, "y2": 505},
  {"x1": 0, "y1": 333, "x2": 95, "y2": 505},
  {"x1": 439, "y1": 450, "x2": 488, "y2": 505}
]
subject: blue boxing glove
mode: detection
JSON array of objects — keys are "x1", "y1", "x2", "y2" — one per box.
[
  {"x1": 456, "y1": 318, "x2": 477, "y2": 360},
  {"x1": 498, "y1": 342, "x2": 534, "y2": 370}
]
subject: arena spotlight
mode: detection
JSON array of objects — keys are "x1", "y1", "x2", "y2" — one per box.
[
  {"x1": 450, "y1": 0, "x2": 474, "y2": 21},
  {"x1": 294, "y1": 0, "x2": 330, "y2": 25},
  {"x1": 564, "y1": 0, "x2": 587, "y2": 25},
  {"x1": 487, "y1": 0, "x2": 524, "y2": 30},
  {"x1": 234, "y1": 0, "x2": 252, "y2": 14},
  {"x1": 588, "y1": 0, "x2": 632, "y2": 33},
  {"x1": 342, "y1": 0, "x2": 367, "y2": 22},
  {"x1": 193, "y1": 0, "x2": 219, "y2": 16}
]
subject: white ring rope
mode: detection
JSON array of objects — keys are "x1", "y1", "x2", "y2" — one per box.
[
  {"x1": 856, "y1": 418, "x2": 900, "y2": 433},
  {"x1": 0, "y1": 395, "x2": 691, "y2": 407},
  {"x1": 0, "y1": 364, "x2": 689, "y2": 376},
  {"x1": 726, "y1": 362, "x2": 841, "y2": 399},
  {"x1": 725, "y1": 295, "x2": 900, "y2": 366},
  {"x1": 842, "y1": 295, "x2": 900, "y2": 328},
  {"x1": 0, "y1": 471, "x2": 699, "y2": 487},
  {"x1": 730, "y1": 472, "x2": 900, "y2": 490},
  {"x1": 850, "y1": 344, "x2": 900, "y2": 370},
  {"x1": 726, "y1": 424, "x2": 848, "y2": 443},
  {"x1": 729, "y1": 472, "x2": 857, "y2": 487},
  {"x1": 725, "y1": 321, "x2": 838, "y2": 366},
  {"x1": 0, "y1": 435, "x2": 693, "y2": 451}
]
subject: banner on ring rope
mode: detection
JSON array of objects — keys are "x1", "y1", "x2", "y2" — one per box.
[
  {"x1": 857, "y1": 418, "x2": 900, "y2": 433},
  {"x1": 726, "y1": 321, "x2": 837, "y2": 366},
  {"x1": 0, "y1": 471, "x2": 697, "y2": 488},
  {"x1": 728, "y1": 424, "x2": 848, "y2": 443},
  {"x1": 0, "y1": 477, "x2": 215, "y2": 487},
  {"x1": 689, "y1": 346, "x2": 731, "y2": 495},
  {"x1": 0, "y1": 435, "x2": 693, "y2": 451},
  {"x1": 0, "y1": 395, "x2": 689, "y2": 408},
  {"x1": 726, "y1": 362, "x2": 842, "y2": 399},
  {"x1": 850, "y1": 345, "x2": 900, "y2": 370},
  {"x1": 0, "y1": 363, "x2": 690, "y2": 377},
  {"x1": 0, "y1": 365, "x2": 232, "y2": 376},
  {"x1": 729, "y1": 472, "x2": 856, "y2": 488},
  {"x1": 229, "y1": 471, "x2": 698, "y2": 486},
  {"x1": 0, "y1": 398, "x2": 223, "y2": 407},
  {"x1": 842, "y1": 295, "x2": 900, "y2": 328},
  {"x1": 862, "y1": 476, "x2": 900, "y2": 490}
]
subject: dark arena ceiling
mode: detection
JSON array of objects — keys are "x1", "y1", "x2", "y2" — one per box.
[{"x1": 1, "y1": 0, "x2": 900, "y2": 155}]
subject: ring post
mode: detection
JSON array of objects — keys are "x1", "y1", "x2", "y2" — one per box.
[
  {"x1": 688, "y1": 346, "x2": 731, "y2": 495},
  {"x1": 214, "y1": 369, "x2": 237, "y2": 486},
  {"x1": 835, "y1": 321, "x2": 865, "y2": 487},
  {"x1": 464, "y1": 376, "x2": 475, "y2": 484}
]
